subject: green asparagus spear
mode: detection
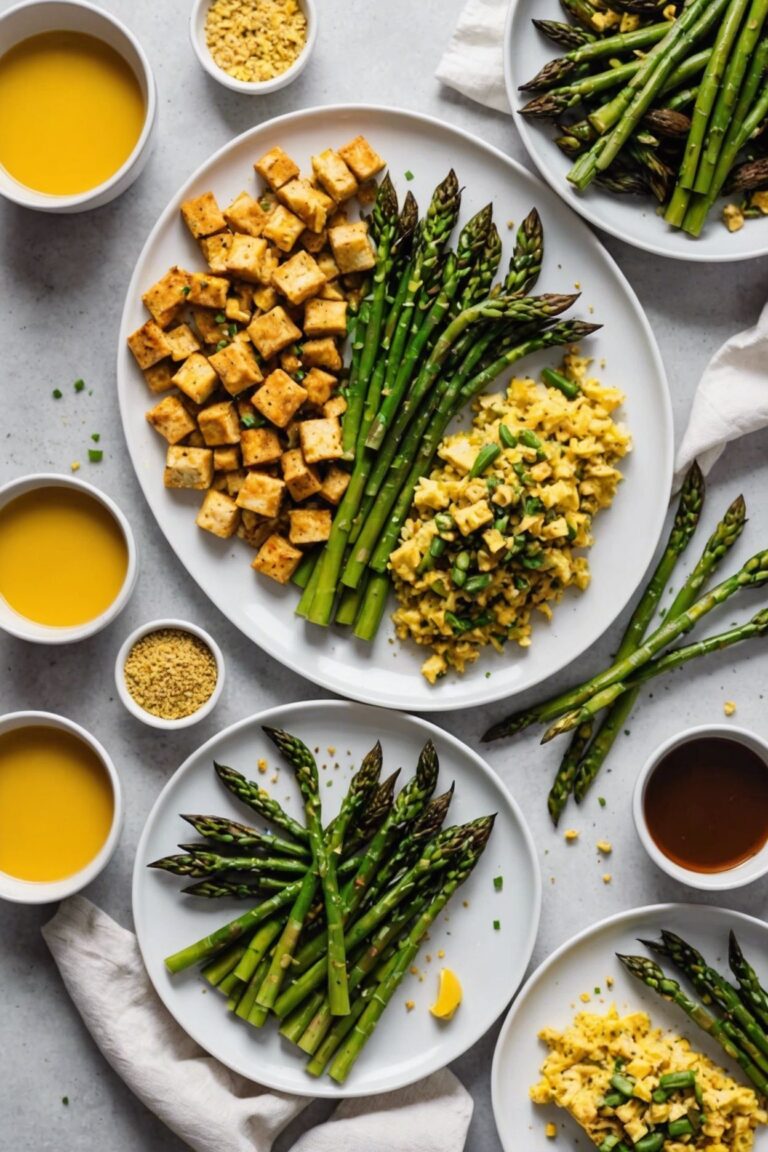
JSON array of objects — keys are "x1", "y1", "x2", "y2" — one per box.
[
  {"x1": 179, "y1": 814, "x2": 310, "y2": 860},
  {"x1": 214, "y1": 762, "x2": 308, "y2": 844},
  {"x1": 729, "y1": 932, "x2": 768, "y2": 1031}
]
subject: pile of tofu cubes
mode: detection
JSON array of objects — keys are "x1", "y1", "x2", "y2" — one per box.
[{"x1": 127, "y1": 135, "x2": 385, "y2": 584}]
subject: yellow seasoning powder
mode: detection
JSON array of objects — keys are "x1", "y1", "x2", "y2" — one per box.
[
  {"x1": 205, "y1": 0, "x2": 307, "y2": 84},
  {"x1": 123, "y1": 628, "x2": 217, "y2": 719}
]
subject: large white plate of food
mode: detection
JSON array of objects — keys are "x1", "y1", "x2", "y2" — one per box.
[
  {"x1": 132, "y1": 699, "x2": 541, "y2": 1097},
  {"x1": 505, "y1": 1, "x2": 768, "y2": 262},
  {"x1": 117, "y1": 104, "x2": 672, "y2": 710},
  {"x1": 492, "y1": 902, "x2": 768, "y2": 1152}
]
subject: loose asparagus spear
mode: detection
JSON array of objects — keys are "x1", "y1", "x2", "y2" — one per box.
[
  {"x1": 532, "y1": 18, "x2": 596, "y2": 50},
  {"x1": 179, "y1": 814, "x2": 310, "y2": 860},
  {"x1": 729, "y1": 932, "x2": 768, "y2": 1030},
  {"x1": 521, "y1": 21, "x2": 672, "y2": 91},
  {"x1": 547, "y1": 721, "x2": 594, "y2": 827},
  {"x1": 214, "y1": 762, "x2": 308, "y2": 844},
  {"x1": 505, "y1": 208, "x2": 545, "y2": 297},
  {"x1": 148, "y1": 850, "x2": 308, "y2": 878}
]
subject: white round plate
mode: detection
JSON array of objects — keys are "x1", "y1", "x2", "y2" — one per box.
[
  {"x1": 133, "y1": 700, "x2": 541, "y2": 1097},
  {"x1": 491, "y1": 902, "x2": 768, "y2": 1151},
  {"x1": 117, "y1": 104, "x2": 672, "y2": 710},
  {"x1": 505, "y1": 3, "x2": 768, "y2": 262}
]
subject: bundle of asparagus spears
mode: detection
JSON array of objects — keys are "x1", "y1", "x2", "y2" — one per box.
[
  {"x1": 520, "y1": 0, "x2": 768, "y2": 236},
  {"x1": 620, "y1": 928, "x2": 768, "y2": 1100},
  {"x1": 294, "y1": 169, "x2": 599, "y2": 639},
  {"x1": 483, "y1": 462, "x2": 768, "y2": 823},
  {"x1": 153, "y1": 728, "x2": 494, "y2": 1083}
]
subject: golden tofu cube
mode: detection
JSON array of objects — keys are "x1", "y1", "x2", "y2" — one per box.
[
  {"x1": 255, "y1": 146, "x2": 300, "y2": 191},
  {"x1": 213, "y1": 445, "x2": 241, "y2": 471},
  {"x1": 311, "y1": 149, "x2": 358, "y2": 201},
  {"x1": 236, "y1": 471, "x2": 285, "y2": 517},
  {"x1": 301, "y1": 337, "x2": 342, "y2": 372},
  {"x1": 181, "y1": 192, "x2": 227, "y2": 238},
  {"x1": 303, "y1": 367, "x2": 336, "y2": 407},
  {"x1": 172, "y1": 352, "x2": 219, "y2": 404},
  {"x1": 146, "y1": 394, "x2": 197, "y2": 445},
  {"x1": 280, "y1": 448, "x2": 322, "y2": 501},
  {"x1": 141, "y1": 265, "x2": 192, "y2": 327},
  {"x1": 288, "y1": 508, "x2": 332, "y2": 546},
  {"x1": 316, "y1": 251, "x2": 341, "y2": 282},
  {"x1": 247, "y1": 306, "x2": 302, "y2": 359},
  {"x1": 323, "y1": 394, "x2": 347, "y2": 419},
  {"x1": 163, "y1": 445, "x2": 214, "y2": 489},
  {"x1": 224, "y1": 191, "x2": 269, "y2": 237},
  {"x1": 225, "y1": 283, "x2": 253, "y2": 325},
  {"x1": 253, "y1": 368, "x2": 308, "y2": 428},
  {"x1": 299, "y1": 416, "x2": 343, "y2": 464},
  {"x1": 188, "y1": 272, "x2": 230, "y2": 310},
  {"x1": 319, "y1": 283, "x2": 345, "y2": 302},
  {"x1": 192, "y1": 307, "x2": 226, "y2": 345},
  {"x1": 165, "y1": 323, "x2": 202, "y2": 362},
  {"x1": 271, "y1": 250, "x2": 326, "y2": 306},
  {"x1": 226, "y1": 468, "x2": 248, "y2": 496},
  {"x1": 127, "y1": 320, "x2": 173, "y2": 370},
  {"x1": 143, "y1": 360, "x2": 176, "y2": 394},
  {"x1": 200, "y1": 232, "x2": 234, "y2": 274},
  {"x1": 209, "y1": 340, "x2": 263, "y2": 396},
  {"x1": 198, "y1": 400, "x2": 241, "y2": 446},
  {"x1": 320, "y1": 465, "x2": 351, "y2": 505},
  {"x1": 278, "y1": 178, "x2": 329, "y2": 232},
  {"x1": 196, "y1": 489, "x2": 240, "y2": 538},
  {"x1": 279, "y1": 349, "x2": 302, "y2": 375},
  {"x1": 338, "y1": 135, "x2": 385, "y2": 182},
  {"x1": 262, "y1": 204, "x2": 305, "y2": 252},
  {"x1": 185, "y1": 430, "x2": 206, "y2": 448},
  {"x1": 252, "y1": 533, "x2": 303, "y2": 584},
  {"x1": 224, "y1": 234, "x2": 267, "y2": 284},
  {"x1": 304, "y1": 298, "x2": 348, "y2": 338},
  {"x1": 252, "y1": 285, "x2": 279, "y2": 313},
  {"x1": 302, "y1": 227, "x2": 327, "y2": 254},
  {"x1": 328, "y1": 221, "x2": 376, "y2": 274},
  {"x1": 241, "y1": 426, "x2": 282, "y2": 466}
]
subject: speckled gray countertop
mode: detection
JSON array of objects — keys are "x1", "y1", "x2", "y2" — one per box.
[{"x1": 1, "y1": 1, "x2": 767, "y2": 1148}]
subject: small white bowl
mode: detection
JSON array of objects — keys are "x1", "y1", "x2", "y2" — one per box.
[
  {"x1": 0, "y1": 0, "x2": 157, "y2": 213},
  {"x1": 0, "y1": 711, "x2": 123, "y2": 904},
  {"x1": 0, "y1": 472, "x2": 138, "y2": 644},
  {"x1": 633, "y1": 724, "x2": 768, "y2": 891},
  {"x1": 115, "y1": 618, "x2": 225, "y2": 730},
  {"x1": 190, "y1": 0, "x2": 316, "y2": 95}
]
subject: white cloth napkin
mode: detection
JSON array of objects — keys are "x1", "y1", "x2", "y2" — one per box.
[
  {"x1": 42, "y1": 897, "x2": 473, "y2": 1152},
  {"x1": 435, "y1": 0, "x2": 510, "y2": 114}
]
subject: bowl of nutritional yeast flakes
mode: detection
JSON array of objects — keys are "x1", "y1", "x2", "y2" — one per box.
[
  {"x1": 115, "y1": 618, "x2": 225, "y2": 729},
  {"x1": 190, "y1": 0, "x2": 317, "y2": 94}
]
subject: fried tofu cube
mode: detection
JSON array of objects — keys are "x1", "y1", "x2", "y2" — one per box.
[
  {"x1": 255, "y1": 146, "x2": 300, "y2": 191},
  {"x1": 143, "y1": 360, "x2": 176, "y2": 394},
  {"x1": 141, "y1": 266, "x2": 192, "y2": 327},
  {"x1": 127, "y1": 320, "x2": 173, "y2": 369},
  {"x1": 328, "y1": 220, "x2": 376, "y2": 274},
  {"x1": 304, "y1": 298, "x2": 348, "y2": 338},
  {"x1": 192, "y1": 307, "x2": 226, "y2": 345},
  {"x1": 338, "y1": 135, "x2": 385, "y2": 182},
  {"x1": 200, "y1": 232, "x2": 234, "y2": 274},
  {"x1": 241, "y1": 426, "x2": 282, "y2": 466},
  {"x1": 271, "y1": 250, "x2": 326, "y2": 306},
  {"x1": 280, "y1": 448, "x2": 322, "y2": 501},
  {"x1": 288, "y1": 508, "x2": 332, "y2": 546},
  {"x1": 185, "y1": 430, "x2": 206, "y2": 448},
  {"x1": 280, "y1": 349, "x2": 302, "y2": 375},
  {"x1": 303, "y1": 367, "x2": 336, "y2": 407},
  {"x1": 302, "y1": 227, "x2": 327, "y2": 254},
  {"x1": 311, "y1": 149, "x2": 358, "y2": 201},
  {"x1": 253, "y1": 368, "x2": 308, "y2": 428},
  {"x1": 172, "y1": 353, "x2": 219, "y2": 404},
  {"x1": 236, "y1": 471, "x2": 285, "y2": 517},
  {"x1": 188, "y1": 272, "x2": 230, "y2": 310},
  {"x1": 252, "y1": 285, "x2": 279, "y2": 313},
  {"x1": 320, "y1": 465, "x2": 351, "y2": 505},
  {"x1": 224, "y1": 191, "x2": 269, "y2": 237},
  {"x1": 198, "y1": 400, "x2": 241, "y2": 446},
  {"x1": 247, "y1": 306, "x2": 302, "y2": 359},
  {"x1": 262, "y1": 204, "x2": 305, "y2": 252},
  {"x1": 278, "y1": 178, "x2": 329, "y2": 232},
  {"x1": 225, "y1": 468, "x2": 248, "y2": 496},
  {"x1": 209, "y1": 339, "x2": 263, "y2": 396},
  {"x1": 299, "y1": 417, "x2": 343, "y2": 464},
  {"x1": 323, "y1": 394, "x2": 347, "y2": 419},
  {"x1": 225, "y1": 283, "x2": 253, "y2": 325},
  {"x1": 213, "y1": 445, "x2": 241, "y2": 471},
  {"x1": 165, "y1": 323, "x2": 202, "y2": 362},
  {"x1": 252, "y1": 533, "x2": 302, "y2": 584},
  {"x1": 163, "y1": 445, "x2": 214, "y2": 489},
  {"x1": 301, "y1": 338, "x2": 342, "y2": 372},
  {"x1": 196, "y1": 489, "x2": 240, "y2": 538},
  {"x1": 181, "y1": 192, "x2": 227, "y2": 238},
  {"x1": 145, "y1": 394, "x2": 197, "y2": 444},
  {"x1": 316, "y1": 251, "x2": 340, "y2": 281},
  {"x1": 223, "y1": 235, "x2": 267, "y2": 284},
  {"x1": 319, "y1": 282, "x2": 345, "y2": 302}
]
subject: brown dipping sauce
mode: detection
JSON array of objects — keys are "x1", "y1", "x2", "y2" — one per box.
[{"x1": 644, "y1": 736, "x2": 768, "y2": 873}]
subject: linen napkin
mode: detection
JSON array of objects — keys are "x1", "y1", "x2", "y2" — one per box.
[
  {"x1": 435, "y1": 0, "x2": 510, "y2": 114},
  {"x1": 42, "y1": 897, "x2": 473, "y2": 1152}
]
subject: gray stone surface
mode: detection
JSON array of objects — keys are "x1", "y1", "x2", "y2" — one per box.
[{"x1": 1, "y1": 0, "x2": 767, "y2": 1148}]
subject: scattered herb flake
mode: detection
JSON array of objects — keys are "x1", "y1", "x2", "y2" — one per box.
[
  {"x1": 214, "y1": 313, "x2": 226, "y2": 324},
  {"x1": 73, "y1": 379, "x2": 85, "y2": 393},
  {"x1": 594, "y1": 986, "x2": 601, "y2": 995},
  {"x1": 62, "y1": 1097, "x2": 69, "y2": 1106},
  {"x1": 493, "y1": 876, "x2": 503, "y2": 891},
  {"x1": 405, "y1": 170, "x2": 415, "y2": 181},
  {"x1": 52, "y1": 388, "x2": 63, "y2": 399},
  {"x1": 493, "y1": 919, "x2": 501, "y2": 930},
  {"x1": 180, "y1": 286, "x2": 191, "y2": 296},
  {"x1": 215, "y1": 339, "x2": 229, "y2": 352},
  {"x1": 241, "y1": 413, "x2": 257, "y2": 428},
  {"x1": 88, "y1": 449, "x2": 103, "y2": 463},
  {"x1": 91, "y1": 433, "x2": 100, "y2": 443},
  {"x1": 598, "y1": 797, "x2": 606, "y2": 808}
]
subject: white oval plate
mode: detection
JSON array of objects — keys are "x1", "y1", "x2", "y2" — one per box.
[
  {"x1": 505, "y1": 3, "x2": 768, "y2": 262},
  {"x1": 133, "y1": 700, "x2": 541, "y2": 1097},
  {"x1": 491, "y1": 902, "x2": 768, "y2": 1151},
  {"x1": 117, "y1": 104, "x2": 672, "y2": 710}
]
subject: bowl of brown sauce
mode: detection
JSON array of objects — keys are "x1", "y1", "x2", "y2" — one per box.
[{"x1": 633, "y1": 726, "x2": 768, "y2": 890}]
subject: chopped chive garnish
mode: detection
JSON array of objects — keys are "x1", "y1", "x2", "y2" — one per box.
[
  {"x1": 215, "y1": 313, "x2": 226, "y2": 323},
  {"x1": 241, "y1": 413, "x2": 257, "y2": 428},
  {"x1": 88, "y1": 449, "x2": 103, "y2": 463},
  {"x1": 598, "y1": 796, "x2": 606, "y2": 807},
  {"x1": 91, "y1": 433, "x2": 100, "y2": 443},
  {"x1": 228, "y1": 324, "x2": 238, "y2": 337},
  {"x1": 74, "y1": 379, "x2": 85, "y2": 392},
  {"x1": 493, "y1": 876, "x2": 503, "y2": 891},
  {"x1": 52, "y1": 388, "x2": 63, "y2": 399},
  {"x1": 493, "y1": 919, "x2": 501, "y2": 930},
  {"x1": 405, "y1": 170, "x2": 414, "y2": 181},
  {"x1": 180, "y1": 285, "x2": 191, "y2": 296},
  {"x1": 215, "y1": 339, "x2": 229, "y2": 352}
]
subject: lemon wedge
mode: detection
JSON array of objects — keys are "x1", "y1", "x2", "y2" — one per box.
[{"x1": 429, "y1": 968, "x2": 462, "y2": 1021}]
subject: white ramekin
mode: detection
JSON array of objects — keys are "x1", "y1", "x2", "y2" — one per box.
[
  {"x1": 190, "y1": 0, "x2": 317, "y2": 95},
  {"x1": 0, "y1": 0, "x2": 157, "y2": 212},
  {"x1": 633, "y1": 724, "x2": 768, "y2": 891},
  {"x1": 0, "y1": 472, "x2": 138, "y2": 644},
  {"x1": 0, "y1": 711, "x2": 123, "y2": 904},
  {"x1": 115, "y1": 618, "x2": 225, "y2": 730}
]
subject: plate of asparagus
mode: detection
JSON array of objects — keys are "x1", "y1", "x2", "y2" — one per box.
[
  {"x1": 132, "y1": 700, "x2": 541, "y2": 1096},
  {"x1": 505, "y1": 0, "x2": 768, "y2": 260}
]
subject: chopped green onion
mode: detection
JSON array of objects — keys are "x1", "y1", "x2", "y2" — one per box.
[
  {"x1": 215, "y1": 313, "x2": 226, "y2": 323},
  {"x1": 405, "y1": 170, "x2": 414, "y2": 181},
  {"x1": 180, "y1": 285, "x2": 191, "y2": 296},
  {"x1": 469, "y1": 443, "x2": 501, "y2": 478},
  {"x1": 431, "y1": 579, "x2": 448, "y2": 598},
  {"x1": 542, "y1": 366, "x2": 580, "y2": 400},
  {"x1": 493, "y1": 919, "x2": 500, "y2": 930},
  {"x1": 88, "y1": 449, "x2": 103, "y2": 463},
  {"x1": 228, "y1": 323, "x2": 238, "y2": 337},
  {"x1": 91, "y1": 433, "x2": 100, "y2": 443},
  {"x1": 514, "y1": 575, "x2": 530, "y2": 592},
  {"x1": 294, "y1": 370, "x2": 306, "y2": 382},
  {"x1": 598, "y1": 1137, "x2": 620, "y2": 1152},
  {"x1": 493, "y1": 876, "x2": 503, "y2": 891},
  {"x1": 493, "y1": 515, "x2": 510, "y2": 534},
  {"x1": 241, "y1": 413, "x2": 257, "y2": 428},
  {"x1": 521, "y1": 553, "x2": 544, "y2": 570},
  {"x1": 451, "y1": 567, "x2": 467, "y2": 588},
  {"x1": 499, "y1": 424, "x2": 517, "y2": 449},
  {"x1": 52, "y1": 388, "x2": 63, "y2": 399},
  {"x1": 73, "y1": 379, "x2": 85, "y2": 393},
  {"x1": 598, "y1": 796, "x2": 606, "y2": 807},
  {"x1": 455, "y1": 551, "x2": 471, "y2": 572},
  {"x1": 435, "y1": 513, "x2": 454, "y2": 533},
  {"x1": 215, "y1": 339, "x2": 229, "y2": 352}
]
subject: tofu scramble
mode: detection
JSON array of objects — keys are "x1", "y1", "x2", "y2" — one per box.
[
  {"x1": 205, "y1": 0, "x2": 307, "y2": 85},
  {"x1": 531, "y1": 1007, "x2": 767, "y2": 1151},
  {"x1": 390, "y1": 355, "x2": 630, "y2": 683}
]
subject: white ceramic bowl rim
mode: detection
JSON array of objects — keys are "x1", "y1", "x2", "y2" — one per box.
[
  {"x1": 0, "y1": 0, "x2": 157, "y2": 209},
  {"x1": 189, "y1": 0, "x2": 316, "y2": 94},
  {"x1": 114, "y1": 617, "x2": 225, "y2": 730},
  {"x1": 0, "y1": 471, "x2": 138, "y2": 644},
  {"x1": 633, "y1": 723, "x2": 768, "y2": 891},
  {"x1": 0, "y1": 710, "x2": 123, "y2": 904}
]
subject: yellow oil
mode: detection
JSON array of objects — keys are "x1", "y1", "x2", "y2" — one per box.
[{"x1": 0, "y1": 30, "x2": 145, "y2": 195}]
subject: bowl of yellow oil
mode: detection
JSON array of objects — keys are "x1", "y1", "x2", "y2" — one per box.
[
  {"x1": 0, "y1": 711, "x2": 122, "y2": 903},
  {"x1": 0, "y1": 0, "x2": 156, "y2": 212},
  {"x1": 0, "y1": 472, "x2": 138, "y2": 643}
]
